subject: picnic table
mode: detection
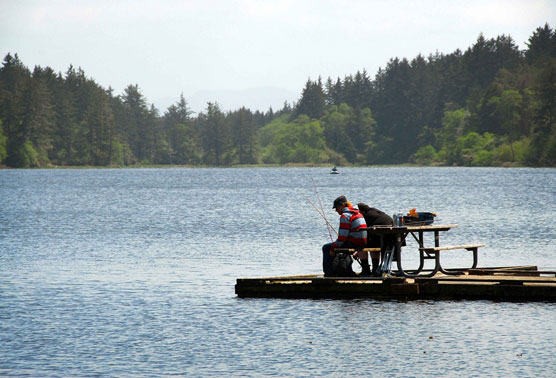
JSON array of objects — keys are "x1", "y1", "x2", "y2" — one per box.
[{"x1": 362, "y1": 224, "x2": 484, "y2": 278}]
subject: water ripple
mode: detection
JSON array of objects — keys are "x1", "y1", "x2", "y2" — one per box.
[{"x1": 1, "y1": 167, "x2": 555, "y2": 376}]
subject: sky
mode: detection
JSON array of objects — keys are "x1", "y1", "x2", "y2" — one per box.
[{"x1": 1, "y1": 0, "x2": 554, "y2": 113}]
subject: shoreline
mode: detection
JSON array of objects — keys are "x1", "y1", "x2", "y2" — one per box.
[{"x1": 0, "y1": 162, "x2": 539, "y2": 170}]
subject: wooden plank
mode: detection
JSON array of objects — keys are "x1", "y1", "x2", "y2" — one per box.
[
  {"x1": 236, "y1": 274, "x2": 320, "y2": 283},
  {"x1": 363, "y1": 224, "x2": 459, "y2": 233},
  {"x1": 472, "y1": 266, "x2": 538, "y2": 271},
  {"x1": 237, "y1": 275, "x2": 403, "y2": 284},
  {"x1": 468, "y1": 266, "x2": 541, "y2": 276},
  {"x1": 404, "y1": 224, "x2": 459, "y2": 231},
  {"x1": 450, "y1": 274, "x2": 554, "y2": 282},
  {"x1": 363, "y1": 224, "x2": 459, "y2": 230},
  {"x1": 417, "y1": 281, "x2": 556, "y2": 301},
  {"x1": 469, "y1": 270, "x2": 556, "y2": 277},
  {"x1": 334, "y1": 247, "x2": 381, "y2": 253},
  {"x1": 420, "y1": 243, "x2": 485, "y2": 252},
  {"x1": 415, "y1": 275, "x2": 556, "y2": 285}
]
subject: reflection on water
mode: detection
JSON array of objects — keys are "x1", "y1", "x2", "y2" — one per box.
[{"x1": 1, "y1": 167, "x2": 555, "y2": 376}]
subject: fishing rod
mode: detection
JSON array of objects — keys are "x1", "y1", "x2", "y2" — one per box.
[
  {"x1": 309, "y1": 176, "x2": 368, "y2": 268},
  {"x1": 311, "y1": 177, "x2": 335, "y2": 241},
  {"x1": 298, "y1": 189, "x2": 337, "y2": 240},
  {"x1": 253, "y1": 168, "x2": 337, "y2": 240}
]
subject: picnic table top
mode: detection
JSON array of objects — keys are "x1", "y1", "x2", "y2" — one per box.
[{"x1": 362, "y1": 224, "x2": 459, "y2": 233}]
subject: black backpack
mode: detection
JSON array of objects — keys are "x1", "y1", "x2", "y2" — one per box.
[
  {"x1": 331, "y1": 253, "x2": 356, "y2": 277},
  {"x1": 403, "y1": 212, "x2": 436, "y2": 225}
]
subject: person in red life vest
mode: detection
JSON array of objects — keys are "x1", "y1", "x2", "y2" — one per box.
[{"x1": 322, "y1": 195, "x2": 367, "y2": 277}]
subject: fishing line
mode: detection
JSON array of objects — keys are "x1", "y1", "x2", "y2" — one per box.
[
  {"x1": 253, "y1": 168, "x2": 337, "y2": 241},
  {"x1": 311, "y1": 176, "x2": 334, "y2": 241},
  {"x1": 298, "y1": 189, "x2": 337, "y2": 240},
  {"x1": 254, "y1": 169, "x2": 349, "y2": 275}
]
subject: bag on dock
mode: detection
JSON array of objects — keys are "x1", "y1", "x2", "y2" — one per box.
[
  {"x1": 403, "y1": 211, "x2": 436, "y2": 225},
  {"x1": 331, "y1": 253, "x2": 355, "y2": 277}
]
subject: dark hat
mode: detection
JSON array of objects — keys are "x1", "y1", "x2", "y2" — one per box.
[{"x1": 332, "y1": 195, "x2": 347, "y2": 209}]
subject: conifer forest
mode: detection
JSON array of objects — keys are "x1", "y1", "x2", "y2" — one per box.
[{"x1": 0, "y1": 24, "x2": 555, "y2": 168}]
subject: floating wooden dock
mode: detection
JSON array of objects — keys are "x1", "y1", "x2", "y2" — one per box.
[{"x1": 235, "y1": 266, "x2": 556, "y2": 301}]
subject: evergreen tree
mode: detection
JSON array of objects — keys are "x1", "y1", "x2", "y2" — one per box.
[
  {"x1": 371, "y1": 57, "x2": 413, "y2": 163},
  {"x1": 0, "y1": 120, "x2": 7, "y2": 163},
  {"x1": 84, "y1": 88, "x2": 115, "y2": 165},
  {"x1": 277, "y1": 100, "x2": 292, "y2": 115},
  {"x1": 122, "y1": 84, "x2": 152, "y2": 163},
  {"x1": 229, "y1": 107, "x2": 258, "y2": 164},
  {"x1": 436, "y1": 49, "x2": 468, "y2": 109},
  {"x1": 0, "y1": 53, "x2": 32, "y2": 167},
  {"x1": 21, "y1": 70, "x2": 55, "y2": 165},
  {"x1": 51, "y1": 72, "x2": 78, "y2": 165},
  {"x1": 525, "y1": 23, "x2": 555, "y2": 65},
  {"x1": 200, "y1": 102, "x2": 228, "y2": 165},
  {"x1": 294, "y1": 77, "x2": 326, "y2": 119},
  {"x1": 164, "y1": 93, "x2": 197, "y2": 164},
  {"x1": 325, "y1": 77, "x2": 344, "y2": 106},
  {"x1": 106, "y1": 86, "x2": 132, "y2": 165},
  {"x1": 529, "y1": 63, "x2": 556, "y2": 165}
]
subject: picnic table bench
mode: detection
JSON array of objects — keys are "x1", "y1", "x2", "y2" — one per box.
[
  {"x1": 419, "y1": 243, "x2": 485, "y2": 275},
  {"x1": 360, "y1": 224, "x2": 485, "y2": 278}
]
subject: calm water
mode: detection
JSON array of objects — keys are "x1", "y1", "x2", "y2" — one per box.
[{"x1": 1, "y1": 167, "x2": 555, "y2": 377}]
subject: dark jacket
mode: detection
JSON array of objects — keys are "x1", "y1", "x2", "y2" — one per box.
[{"x1": 357, "y1": 203, "x2": 393, "y2": 248}]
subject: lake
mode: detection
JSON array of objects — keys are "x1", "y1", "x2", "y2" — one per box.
[{"x1": 1, "y1": 167, "x2": 555, "y2": 376}]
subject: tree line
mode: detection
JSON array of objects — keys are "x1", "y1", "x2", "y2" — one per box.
[{"x1": 0, "y1": 23, "x2": 555, "y2": 168}]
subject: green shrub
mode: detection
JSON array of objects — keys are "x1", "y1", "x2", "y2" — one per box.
[
  {"x1": 495, "y1": 144, "x2": 513, "y2": 162},
  {"x1": 411, "y1": 145, "x2": 437, "y2": 165},
  {"x1": 0, "y1": 126, "x2": 7, "y2": 163},
  {"x1": 472, "y1": 150, "x2": 494, "y2": 166}
]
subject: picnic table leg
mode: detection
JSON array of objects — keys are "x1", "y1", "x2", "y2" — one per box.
[
  {"x1": 438, "y1": 247, "x2": 479, "y2": 275},
  {"x1": 404, "y1": 231, "x2": 426, "y2": 276},
  {"x1": 413, "y1": 231, "x2": 425, "y2": 274},
  {"x1": 377, "y1": 235, "x2": 384, "y2": 274},
  {"x1": 378, "y1": 235, "x2": 392, "y2": 276},
  {"x1": 396, "y1": 231, "x2": 440, "y2": 278},
  {"x1": 381, "y1": 247, "x2": 394, "y2": 277},
  {"x1": 393, "y1": 233, "x2": 411, "y2": 277},
  {"x1": 380, "y1": 235, "x2": 385, "y2": 272},
  {"x1": 396, "y1": 254, "x2": 440, "y2": 278},
  {"x1": 469, "y1": 247, "x2": 479, "y2": 269}
]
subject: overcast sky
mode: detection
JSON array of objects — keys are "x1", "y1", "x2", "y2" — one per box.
[{"x1": 1, "y1": 0, "x2": 554, "y2": 113}]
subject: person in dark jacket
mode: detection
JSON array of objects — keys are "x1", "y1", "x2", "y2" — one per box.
[{"x1": 357, "y1": 203, "x2": 393, "y2": 275}]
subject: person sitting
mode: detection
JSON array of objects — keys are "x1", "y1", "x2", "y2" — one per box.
[
  {"x1": 322, "y1": 196, "x2": 367, "y2": 277},
  {"x1": 357, "y1": 203, "x2": 393, "y2": 276}
]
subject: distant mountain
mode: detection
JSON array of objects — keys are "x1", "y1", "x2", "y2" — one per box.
[{"x1": 154, "y1": 86, "x2": 298, "y2": 114}]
